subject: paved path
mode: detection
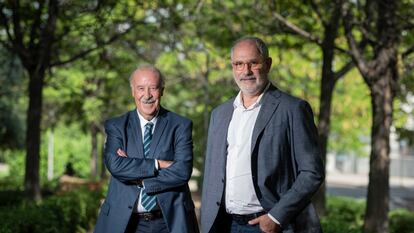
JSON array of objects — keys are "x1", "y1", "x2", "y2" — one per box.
[{"x1": 327, "y1": 172, "x2": 414, "y2": 211}]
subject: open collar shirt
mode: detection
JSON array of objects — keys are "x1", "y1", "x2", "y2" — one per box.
[{"x1": 225, "y1": 88, "x2": 266, "y2": 215}]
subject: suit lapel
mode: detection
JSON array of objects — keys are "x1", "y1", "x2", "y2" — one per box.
[
  {"x1": 128, "y1": 110, "x2": 144, "y2": 157},
  {"x1": 219, "y1": 100, "x2": 235, "y2": 156},
  {"x1": 251, "y1": 85, "x2": 281, "y2": 152},
  {"x1": 148, "y1": 108, "x2": 168, "y2": 158}
]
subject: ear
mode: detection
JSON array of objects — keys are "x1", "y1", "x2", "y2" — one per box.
[
  {"x1": 130, "y1": 85, "x2": 135, "y2": 97},
  {"x1": 160, "y1": 87, "x2": 164, "y2": 96}
]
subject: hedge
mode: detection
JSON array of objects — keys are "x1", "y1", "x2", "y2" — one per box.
[
  {"x1": 0, "y1": 187, "x2": 103, "y2": 233},
  {"x1": 322, "y1": 196, "x2": 414, "y2": 233},
  {"x1": 1, "y1": 191, "x2": 413, "y2": 233}
]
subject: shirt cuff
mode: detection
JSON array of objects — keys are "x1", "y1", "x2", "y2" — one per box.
[
  {"x1": 267, "y1": 213, "x2": 281, "y2": 226},
  {"x1": 154, "y1": 159, "x2": 159, "y2": 170}
]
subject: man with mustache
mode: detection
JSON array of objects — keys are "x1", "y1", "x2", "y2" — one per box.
[
  {"x1": 201, "y1": 37, "x2": 325, "y2": 233},
  {"x1": 95, "y1": 65, "x2": 199, "y2": 233}
]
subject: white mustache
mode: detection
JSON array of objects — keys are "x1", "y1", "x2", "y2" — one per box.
[{"x1": 141, "y1": 98, "x2": 156, "y2": 104}]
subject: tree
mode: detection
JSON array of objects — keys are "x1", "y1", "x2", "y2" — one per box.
[
  {"x1": 48, "y1": 51, "x2": 134, "y2": 180},
  {"x1": 342, "y1": 0, "x2": 401, "y2": 232},
  {"x1": 0, "y1": 0, "x2": 141, "y2": 200},
  {"x1": 257, "y1": 0, "x2": 354, "y2": 215},
  {"x1": 40, "y1": 1, "x2": 193, "y2": 181}
]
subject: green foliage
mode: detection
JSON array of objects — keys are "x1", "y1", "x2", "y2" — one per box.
[
  {"x1": 271, "y1": 44, "x2": 321, "y2": 105},
  {"x1": 321, "y1": 196, "x2": 414, "y2": 233},
  {"x1": 0, "y1": 190, "x2": 25, "y2": 207},
  {"x1": 0, "y1": 149, "x2": 25, "y2": 188},
  {"x1": 1, "y1": 123, "x2": 94, "y2": 189},
  {"x1": 0, "y1": 187, "x2": 104, "y2": 233},
  {"x1": 329, "y1": 70, "x2": 372, "y2": 156},
  {"x1": 321, "y1": 196, "x2": 365, "y2": 233},
  {"x1": 389, "y1": 209, "x2": 414, "y2": 233},
  {"x1": 0, "y1": 46, "x2": 26, "y2": 152},
  {"x1": 40, "y1": 123, "x2": 92, "y2": 179}
]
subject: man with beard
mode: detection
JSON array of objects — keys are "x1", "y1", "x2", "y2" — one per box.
[
  {"x1": 201, "y1": 37, "x2": 324, "y2": 233},
  {"x1": 95, "y1": 65, "x2": 199, "y2": 233}
]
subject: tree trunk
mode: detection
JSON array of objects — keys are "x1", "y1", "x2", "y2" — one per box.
[
  {"x1": 91, "y1": 123, "x2": 98, "y2": 180},
  {"x1": 314, "y1": 79, "x2": 335, "y2": 216},
  {"x1": 313, "y1": 3, "x2": 341, "y2": 215},
  {"x1": 363, "y1": 75, "x2": 394, "y2": 233},
  {"x1": 24, "y1": 71, "x2": 45, "y2": 201}
]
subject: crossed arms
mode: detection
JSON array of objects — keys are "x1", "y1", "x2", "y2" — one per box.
[{"x1": 104, "y1": 119, "x2": 194, "y2": 194}]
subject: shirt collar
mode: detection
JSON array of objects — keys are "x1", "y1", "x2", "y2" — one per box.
[
  {"x1": 136, "y1": 109, "x2": 158, "y2": 129},
  {"x1": 233, "y1": 82, "x2": 271, "y2": 110}
]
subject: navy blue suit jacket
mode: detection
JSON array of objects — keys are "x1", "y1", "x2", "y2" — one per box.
[{"x1": 94, "y1": 108, "x2": 199, "y2": 233}]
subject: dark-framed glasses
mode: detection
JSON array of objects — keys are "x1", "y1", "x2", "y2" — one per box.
[{"x1": 231, "y1": 60, "x2": 264, "y2": 71}]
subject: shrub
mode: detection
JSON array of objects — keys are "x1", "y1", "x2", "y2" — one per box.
[
  {"x1": 321, "y1": 196, "x2": 365, "y2": 233},
  {"x1": 0, "y1": 187, "x2": 104, "y2": 233},
  {"x1": 0, "y1": 189, "x2": 25, "y2": 207},
  {"x1": 389, "y1": 209, "x2": 414, "y2": 233},
  {"x1": 321, "y1": 196, "x2": 414, "y2": 233}
]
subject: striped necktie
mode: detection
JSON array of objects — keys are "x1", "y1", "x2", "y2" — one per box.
[
  {"x1": 143, "y1": 122, "x2": 153, "y2": 157},
  {"x1": 141, "y1": 122, "x2": 157, "y2": 211}
]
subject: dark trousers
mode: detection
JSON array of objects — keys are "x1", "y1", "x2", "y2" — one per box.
[
  {"x1": 210, "y1": 206, "x2": 262, "y2": 233},
  {"x1": 230, "y1": 220, "x2": 262, "y2": 233},
  {"x1": 209, "y1": 206, "x2": 232, "y2": 232},
  {"x1": 125, "y1": 213, "x2": 169, "y2": 233}
]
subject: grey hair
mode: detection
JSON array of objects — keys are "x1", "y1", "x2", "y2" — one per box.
[
  {"x1": 230, "y1": 36, "x2": 269, "y2": 60},
  {"x1": 129, "y1": 64, "x2": 165, "y2": 88}
]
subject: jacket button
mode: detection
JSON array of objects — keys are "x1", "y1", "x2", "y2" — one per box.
[
  {"x1": 128, "y1": 206, "x2": 132, "y2": 209},
  {"x1": 216, "y1": 202, "x2": 220, "y2": 206},
  {"x1": 221, "y1": 178, "x2": 224, "y2": 183}
]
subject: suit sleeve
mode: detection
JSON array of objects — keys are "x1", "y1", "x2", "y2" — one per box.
[
  {"x1": 104, "y1": 120, "x2": 157, "y2": 183},
  {"x1": 268, "y1": 100, "x2": 325, "y2": 227},
  {"x1": 143, "y1": 120, "x2": 193, "y2": 194}
]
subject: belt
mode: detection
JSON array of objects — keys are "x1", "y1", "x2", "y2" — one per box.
[
  {"x1": 230, "y1": 211, "x2": 267, "y2": 225},
  {"x1": 135, "y1": 210, "x2": 163, "y2": 221}
]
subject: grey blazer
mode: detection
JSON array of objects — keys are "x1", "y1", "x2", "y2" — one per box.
[
  {"x1": 201, "y1": 85, "x2": 325, "y2": 233},
  {"x1": 94, "y1": 108, "x2": 199, "y2": 233}
]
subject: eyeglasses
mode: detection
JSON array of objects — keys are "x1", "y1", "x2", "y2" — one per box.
[{"x1": 231, "y1": 60, "x2": 264, "y2": 71}]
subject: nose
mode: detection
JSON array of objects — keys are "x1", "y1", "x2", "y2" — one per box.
[
  {"x1": 241, "y1": 63, "x2": 253, "y2": 75},
  {"x1": 144, "y1": 88, "x2": 152, "y2": 98}
]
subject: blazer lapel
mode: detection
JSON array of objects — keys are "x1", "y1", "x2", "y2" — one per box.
[
  {"x1": 148, "y1": 108, "x2": 168, "y2": 158},
  {"x1": 251, "y1": 85, "x2": 281, "y2": 152},
  {"x1": 128, "y1": 110, "x2": 144, "y2": 158},
  {"x1": 219, "y1": 100, "x2": 235, "y2": 155}
]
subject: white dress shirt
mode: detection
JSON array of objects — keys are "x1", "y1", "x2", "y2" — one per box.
[
  {"x1": 225, "y1": 91, "x2": 264, "y2": 214},
  {"x1": 225, "y1": 84, "x2": 280, "y2": 224},
  {"x1": 136, "y1": 110, "x2": 158, "y2": 213}
]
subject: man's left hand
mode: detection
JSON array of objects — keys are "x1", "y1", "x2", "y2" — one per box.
[
  {"x1": 117, "y1": 148, "x2": 127, "y2": 157},
  {"x1": 248, "y1": 214, "x2": 281, "y2": 233}
]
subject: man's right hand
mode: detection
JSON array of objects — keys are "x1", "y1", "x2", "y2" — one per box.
[{"x1": 158, "y1": 160, "x2": 173, "y2": 169}]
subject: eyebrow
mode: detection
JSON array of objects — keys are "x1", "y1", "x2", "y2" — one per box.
[
  {"x1": 232, "y1": 58, "x2": 262, "y2": 62},
  {"x1": 135, "y1": 85, "x2": 160, "y2": 88}
]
